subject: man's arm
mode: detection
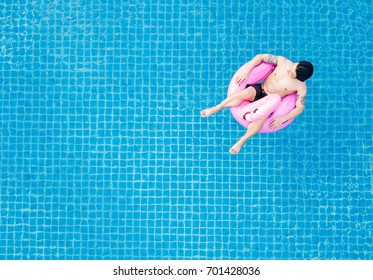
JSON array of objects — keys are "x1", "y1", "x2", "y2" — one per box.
[
  {"x1": 283, "y1": 92, "x2": 306, "y2": 122},
  {"x1": 268, "y1": 89, "x2": 306, "y2": 130},
  {"x1": 235, "y1": 54, "x2": 279, "y2": 84},
  {"x1": 262, "y1": 54, "x2": 279, "y2": 65}
]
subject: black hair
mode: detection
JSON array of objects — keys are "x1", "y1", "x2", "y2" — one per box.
[{"x1": 296, "y1": 61, "x2": 314, "y2": 82}]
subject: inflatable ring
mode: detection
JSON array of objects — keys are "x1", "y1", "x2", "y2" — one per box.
[{"x1": 227, "y1": 62, "x2": 297, "y2": 133}]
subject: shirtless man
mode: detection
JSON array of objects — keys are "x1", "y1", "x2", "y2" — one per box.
[{"x1": 201, "y1": 54, "x2": 314, "y2": 154}]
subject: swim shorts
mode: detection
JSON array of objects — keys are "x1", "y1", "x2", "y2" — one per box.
[{"x1": 246, "y1": 83, "x2": 267, "y2": 101}]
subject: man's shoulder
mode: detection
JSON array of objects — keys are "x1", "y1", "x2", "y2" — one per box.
[
  {"x1": 296, "y1": 82, "x2": 307, "y2": 96},
  {"x1": 277, "y1": 56, "x2": 291, "y2": 65}
]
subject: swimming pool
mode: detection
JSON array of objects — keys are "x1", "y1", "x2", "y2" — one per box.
[{"x1": 0, "y1": 0, "x2": 372, "y2": 259}]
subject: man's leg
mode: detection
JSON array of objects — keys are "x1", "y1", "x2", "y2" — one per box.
[
  {"x1": 230, "y1": 117, "x2": 267, "y2": 154},
  {"x1": 201, "y1": 87, "x2": 256, "y2": 117}
]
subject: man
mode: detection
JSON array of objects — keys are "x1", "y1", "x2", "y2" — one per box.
[{"x1": 201, "y1": 54, "x2": 314, "y2": 154}]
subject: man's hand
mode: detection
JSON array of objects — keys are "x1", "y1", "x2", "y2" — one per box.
[
  {"x1": 269, "y1": 117, "x2": 285, "y2": 130},
  {"x1": 235, "y1": 70, "x2": 249, "y2": 85}
]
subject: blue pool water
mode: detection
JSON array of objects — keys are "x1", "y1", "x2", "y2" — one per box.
[{"x1": 0, "y1": 0, "x2": 372, "y2": 260}]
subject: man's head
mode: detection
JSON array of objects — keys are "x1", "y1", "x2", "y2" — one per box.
[{"x1": 295, "y1": 61, "x2": 314, "y2": 82}]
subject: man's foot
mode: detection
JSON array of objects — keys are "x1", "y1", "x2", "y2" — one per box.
[
  {"x1": 201, "y1": 106, "x2": 218, "y2": 117},
  {"x1": 230, "y1": 141, "x2": 244, "y2": 154}
]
